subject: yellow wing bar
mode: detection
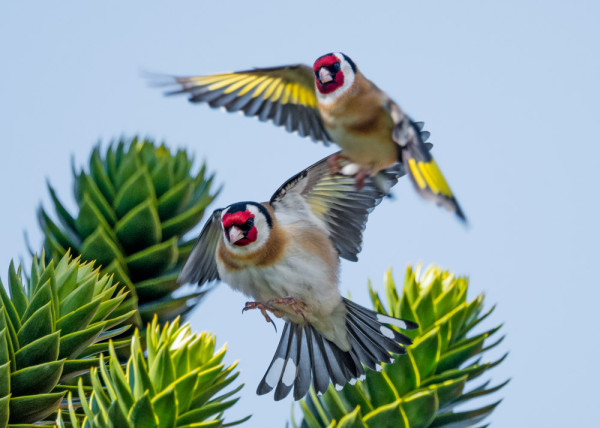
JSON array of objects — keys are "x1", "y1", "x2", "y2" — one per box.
[
  {"x1": 166, "y1": 64, "x2": 331, "y2": 144},
  {"x1": 407, "y1": 156, "x2": 465, "y2": 221},
  {"x1": 409, "y1": 158, "x2": 454, "y2": 198},
  {"x1": 195, "y1": 74, "x2": 316, "y2": 106},
  {"x1": 417, "y1": 159, "x2": 453, "y2": 197}
]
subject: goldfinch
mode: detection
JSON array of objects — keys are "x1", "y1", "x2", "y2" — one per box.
[
  {"x1": 178, "y1": 153, "x2": 418, "y2": 400},
  {"x1": 160, "y1": 52, "x2": 466, "y2": 221}
]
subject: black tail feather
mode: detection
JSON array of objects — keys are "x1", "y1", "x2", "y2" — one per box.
[
  {"x1": 307, "y1": 327, "x2": 330, "y2": 395},
  {"x1": 345, "y1": 298, "x2": 418, "y2": 331},
  {"x1": 346, "y1": 326, "x2": 380, "y2": 371},
  {"x1": 256, "y1": 322, "x2": 291, "y2": 396},
  {"x1": 273, "y1": 323, "x2": 298, "y2": 400},
  {"x1": 316, "y1": 333, "x2": 347, "y2": 388},
  {"x1": 257, "y1": 298, "x2": 418, "y2": 400},
  {"x1": 293, "y1": 326, "x2": 312, "y2": 400},
  {"x1": 346, "y1": 317, "x2": 392, "y2": 364},
  {"x1": 329, "y1": 340, "x2": 361, "y2": 382},
  {"x1": 345, "y1": 300, "x2": 414, "y2": 350},
  {"x1": 348, "y1": 311, "x2": 406, "y2": 356}
]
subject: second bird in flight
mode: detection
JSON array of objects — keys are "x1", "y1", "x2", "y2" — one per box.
[{"x1": 155, "y1": 52, "x2": 467, "y2": 222}]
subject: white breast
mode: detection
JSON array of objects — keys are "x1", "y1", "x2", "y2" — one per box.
[{"x1": 218, "y1": 243, "x2": 340, "y2": 321}]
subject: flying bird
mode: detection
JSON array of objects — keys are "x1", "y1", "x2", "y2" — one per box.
[
  {"x1": 178, "y1": 154, "x2": 418, "y2": 400},
  {"x1": 159, "y1": 52, "x2": 466, "y2": 222}
]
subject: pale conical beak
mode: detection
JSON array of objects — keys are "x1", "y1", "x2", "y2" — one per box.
[
  {"x1": 228, "y1": 226, "x2": 244, "y2": 244},
  {"x1": 318, "y1": 67, "x2": 333, "y2": 83}
]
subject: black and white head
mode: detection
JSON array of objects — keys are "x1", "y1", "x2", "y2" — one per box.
[
  {"x1": 220, "y1": 202, "x2": 273, "y2": 253},
  {"x1": 312, "y1": 52, "x2": 357, "y2": 104}
]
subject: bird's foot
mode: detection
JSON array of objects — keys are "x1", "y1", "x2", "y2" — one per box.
[
  {"x1": 242, "y1": 301, "x2": 282, "y2": 332},
  {"x1": 267, "y1": 297, "x2": 308, "y2": 321},
  {"x1": 354, "y1": 168, "x2": 373, "y2": 190},
  {"x1": 327, "y1": 153, "x2": 350, "y2": 175}
]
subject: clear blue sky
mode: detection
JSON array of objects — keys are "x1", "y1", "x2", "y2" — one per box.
[{"x1": 1, "y1": 1, "x2": 598, "y2": 426}]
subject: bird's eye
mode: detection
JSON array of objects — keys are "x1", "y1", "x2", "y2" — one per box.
[
  {"x1": 332, "y1": 62, "x2": 341, "y2": 72},
  {"x1": 245, "y1": 218, "x2": 254, "y2": 228}
]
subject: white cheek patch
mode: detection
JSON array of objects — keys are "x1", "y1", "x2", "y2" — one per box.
[
  {"x1": 316, "y1": 59, "x2": 356, "y2": 106},
  {"x1": 252, "y1": 220, "x2": 270, "y2": 249},
  {"x1": 222, "y1": 204, "x2": 271, "y2": 254}
]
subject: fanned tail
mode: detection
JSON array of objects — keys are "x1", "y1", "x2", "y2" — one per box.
[{"x1": 256, "y1": 298, "x2": 418, "y2": 401}]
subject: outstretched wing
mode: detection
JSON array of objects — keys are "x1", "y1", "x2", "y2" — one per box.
[
  {"x1": 178, "y1": 209, "x2": 223, "y2": 286},
  {"x1": 386, "y1": 101, "x2": 467, "y2": 222},
  {"x1": 159, "y1": 64, "x2": 332, "y2": 144},
  {"x1": 270, "y1": 153, "x2": 404, "y2": 261}
]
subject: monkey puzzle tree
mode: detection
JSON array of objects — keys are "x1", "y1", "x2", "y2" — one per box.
[
  {"x1": 58, "y1": 316, "x2": 248, "y2": 427},
  {"x1": 295, "y1": 265, "x2": 508, "y2": 428},
  {"x1": 0, "y1": 252, "x2": 133, "y2": 426},
  {"x1": 38, "y1": 137, "x2": 220, "y2": 326}
]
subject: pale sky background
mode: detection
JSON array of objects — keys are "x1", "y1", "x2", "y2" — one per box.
[{"x1": 1, "y1": 1, "x2": 598, "y2": 426}]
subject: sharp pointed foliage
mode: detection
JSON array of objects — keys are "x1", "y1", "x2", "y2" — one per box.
[
  {"x1": 58, "y1": 316, "x2": 248, "y2": 427},
  {"x1": 294, "y1": 265, "x2": 508, "y2": 428},
  {"x1": 0, "y1": 252, "x2": 132, "y2": 426},
  {"x1": 39, "y1": 137, "x2": 220, "y2": 325}
]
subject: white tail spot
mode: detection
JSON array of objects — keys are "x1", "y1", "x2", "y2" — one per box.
[
  {"x1": 380, "y1": 325, "x2": 396, "y2": 339},
  {"x1": 377, "y1": 314, "x2": 408, "y2": 329},
  {"x1": 265, "y1": 358, "x2": 285, "y2": 387},
  {"x1": 282, "y1": 360, "x2": 297, "y2": 386}
]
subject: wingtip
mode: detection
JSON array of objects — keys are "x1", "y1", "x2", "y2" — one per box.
[
  {"x1": 454, "y1": 204, "x2": 469, "y2": 226},
  {"x1": 141, "y1": 69, "x2": 178, "y2": 88}
]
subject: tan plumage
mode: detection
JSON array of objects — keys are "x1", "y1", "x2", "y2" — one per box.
[
  {"x1": 318, "y1": 70, "x2": 397, "y2": 172},
  {"x1": 155, "y1": 52, "x2": 466, "y2": 221},
  {"x1": 178, "y1": 154, "x2": 418, "y2": 400},
  {"x1": 218, "y1": 209, "x2": 343, "y2": 334}
]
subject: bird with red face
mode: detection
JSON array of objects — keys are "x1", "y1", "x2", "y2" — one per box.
[
  {"x1": 159, "y1": 52, "x2": 466, "y2": 222},
  {"x1": 178, "y1": 153, "x2": 418, "y2": 401}
]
